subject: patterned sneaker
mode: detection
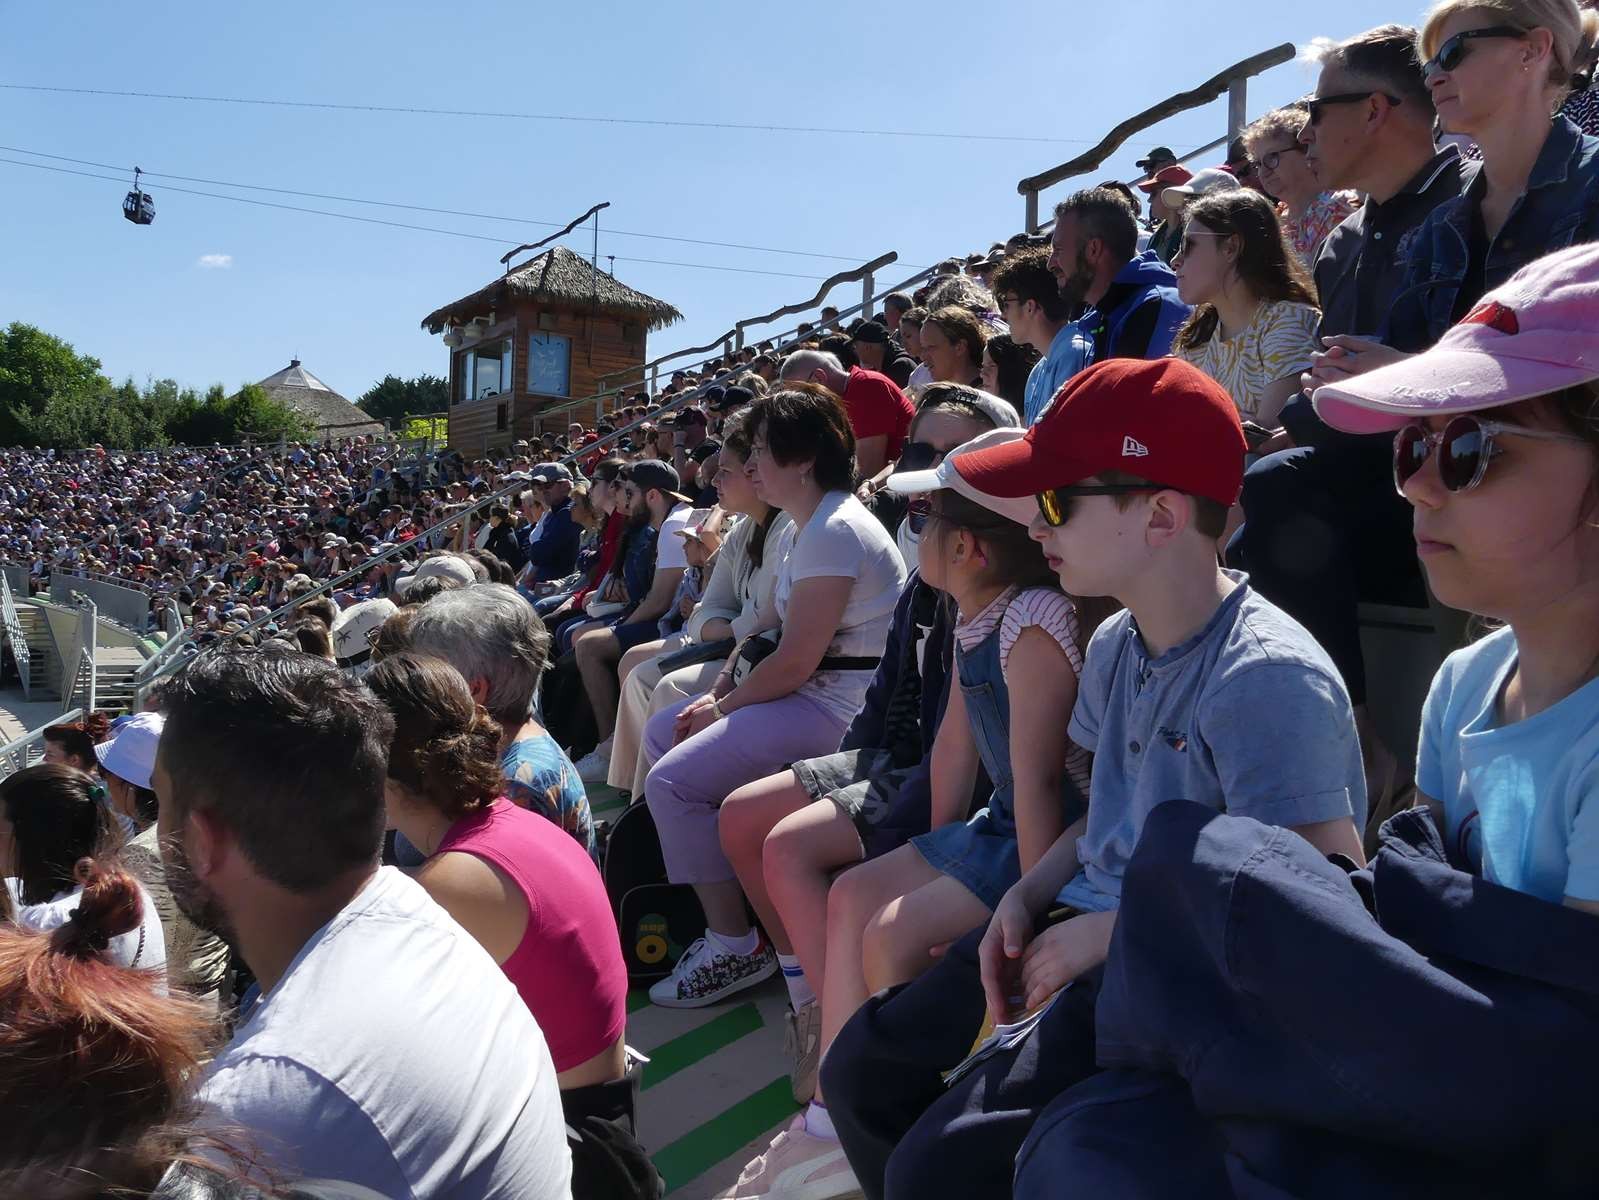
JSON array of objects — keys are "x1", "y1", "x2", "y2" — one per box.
[
  {"x1": 723, "y1": 1117, "x2": 862, "y2": 1199},
  {"x1": 784, "y1": 1001, "x2": 822, "y2": 1104},
  {"x1": 648, "y1": 934, "x2": 777, "y2": 1009}
]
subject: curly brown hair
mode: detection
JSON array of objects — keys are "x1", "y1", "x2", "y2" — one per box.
[{"x1": 365, "y1": 652, "x2": 504, "y2": 820}]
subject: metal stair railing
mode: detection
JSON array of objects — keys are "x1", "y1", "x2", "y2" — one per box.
[
  {"x1": 1, "y1": 570, "x2": 31, "y2": 702},
  {"x1": 0, "y1": 708, "x2": 83, "y2": 780}
]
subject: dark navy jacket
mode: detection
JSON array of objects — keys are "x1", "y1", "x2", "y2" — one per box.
[
  {"x1": 1386, "y1": 116, "x2": 1599, "y2": 351},
  {"x1": 524, "y1": 497, "x2": 581, "y2": 583}
]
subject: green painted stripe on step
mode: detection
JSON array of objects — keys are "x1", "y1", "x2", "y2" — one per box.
[
  {"x1": 652, "y1": 1075, "x2": 797, "y2": 1194},
  {"x1": 642, "y1": 1003, "x2": 762, "y2": 1091},
  {"x1": 627, "y1": 987, "x2": 652, "y2": 1013}
]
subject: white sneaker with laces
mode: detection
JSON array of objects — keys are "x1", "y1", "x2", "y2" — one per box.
[
  {"x1": 722, "y1": 1116, "x2": 862, "y2": 1199},
  {"x1": 648, "y1": 934, "x2": 777, "y2": 1009},
  {"x1": 574, "y1": 738, "x2": 613, "y2": 784}
]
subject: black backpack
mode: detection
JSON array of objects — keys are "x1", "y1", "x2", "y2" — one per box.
[{"x1": 602, "y1": 801, "x2": 706, "y2": 983}]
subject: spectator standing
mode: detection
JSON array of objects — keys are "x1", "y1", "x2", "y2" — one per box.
[
  {"x1": 1242, "y1": 103, "x2": 1361, "y2": 265},
  {"x1": 153, "y1": 653, "x2": 572, "y2": 1199},
  {"x1": 779, "y1": 350, "x2": 916, "y2": 481},
  {"x1": 992, "y1": 248, "x2": 1091, "y2": 425},
  {"x1": 1171, "y1": 189, "x2": 1323, "y2": 424},
  {"x1": 1048, "y1": 187, "x2": 1191, "y2": 368}
]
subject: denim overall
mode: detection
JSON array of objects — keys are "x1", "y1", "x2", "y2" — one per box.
[{"x1": 910, "y1": 610, "x2": 1024, "y2": 910}]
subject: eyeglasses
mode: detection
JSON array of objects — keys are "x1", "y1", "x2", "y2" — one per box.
[
  {"x1": 1253, "y1": 144, "x2": 1308, "y2": 173},
  {"x1": 994, "y1": 293, "x2": 1023, "y2": 311},
  {"x1": 1229, "y1": 160, "x2": 1255, "y2": 180},
  {"x1": 1304, "y1": 91, "x2": 1401, "y2": 126},
  {"x1": 1393, "y1": 414, "x2": 1588, "y2": 494},
  {"x1": 896, "y1": 441, "x2": 946, "y2": 473},
  {"x1": 1422, "y1": 25, "x2": 1525, "y2": 80},
  {"x1": 1177, "y1": 231, "x2": 1231, "y2": 259},
  {"x1": 1035, "y1": 483, "x2": 1169, "y2": 527}
]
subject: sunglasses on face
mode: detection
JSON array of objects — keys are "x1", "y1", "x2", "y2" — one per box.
[
  {"x1": 1305, "y1": 90, "x2": 1401, "y2": 126},
  {"x1": 1177, "y1": 230, "x2": 1231, "y2": 259},
  {"x1": 1423, "y1": 24, "x2": 1524, "y2": 80},
  {"x1": 896, "y1": 441, "x2": 947, "y2": 473},
  {"x1": 1253, "y1": 144, "x2": 1308, "y2": 173},
  {"x1": 1035, "y1": 483, "x2": 1169, "y2": 527},
  {"x1": 1393, "y1": 414, "x2": 1588, "y2": 494}
]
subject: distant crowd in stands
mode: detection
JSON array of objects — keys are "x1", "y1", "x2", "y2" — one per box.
[{"x1": 7, "y1": 4, "x2": 1599, "y2": 1199}]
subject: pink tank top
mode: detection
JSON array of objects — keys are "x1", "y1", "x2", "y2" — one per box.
[{"x1": 436, "y1": 798, "x2": 627, "y2": 1073}]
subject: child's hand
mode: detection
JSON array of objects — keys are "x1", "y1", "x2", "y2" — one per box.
[
  {"x1": 979, "y1": 886, "x2": 1037, "y2": 1024},
  {"x1": 1018, "y1": 911, "x2": 1116, "y2": 1014}
]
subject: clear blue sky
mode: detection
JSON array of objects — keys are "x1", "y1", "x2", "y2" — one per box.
[{"x1": 1, "y1": 0, "x2": 1402, "y2": 404}]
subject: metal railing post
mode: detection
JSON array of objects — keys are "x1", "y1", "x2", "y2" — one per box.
[
  {"x1": 861, "y1": 271, "x2": 875, "y2": 320},
  {"x1": 1228, "y1": 76, "x2": 1248, "y2": 143},
  {"x1": 1025, "y1": 189, "x2": 1040, "y2": 235}
]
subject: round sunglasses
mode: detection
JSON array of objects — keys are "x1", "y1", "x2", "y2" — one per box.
[{"x1": 1393, "y1": 414, "x2": 1588, "y2": 494}]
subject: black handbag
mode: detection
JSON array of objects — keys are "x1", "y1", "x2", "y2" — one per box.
[{"x1": 653, "y1": 636, "x2": 735, "y2": 674}]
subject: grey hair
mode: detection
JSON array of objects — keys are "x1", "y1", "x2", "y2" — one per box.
[
  {"x1": 924, "y1": 274, "x2": 997, "y2": 317},
  {"x1": 779, "y1": 349, "x2": 845, "y2": 381},
  {"x1": 399, "y1": 584, "x2": 550, "y2": 728}
]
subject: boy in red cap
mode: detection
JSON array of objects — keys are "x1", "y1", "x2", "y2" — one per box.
[{"x1": 822, "y1": 357, "x2": 1368, "y2": 1200}]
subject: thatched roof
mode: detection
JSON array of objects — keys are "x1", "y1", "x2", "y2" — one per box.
[
  {"x1": 420, "y1": 246, "x2": 683, "y2": 334},
  {"x1": 252, "y1": 360, "x2": 385, "y2": 435}
]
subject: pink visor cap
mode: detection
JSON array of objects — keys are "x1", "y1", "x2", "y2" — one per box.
[
  {"x1": 1314, "y1": 242, "x2": 1599, "y2": 435},
  {"x1": 886, "y1": 428, "x2": 1038, "y2": 526}
]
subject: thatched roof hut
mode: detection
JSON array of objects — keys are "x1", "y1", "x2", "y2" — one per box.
[
  {"x1": 252, "y1": 360, "x2": 385, "y2": 436},
  {"x1": 420, "y1": 246, "x2": 682, "y2": 334}
]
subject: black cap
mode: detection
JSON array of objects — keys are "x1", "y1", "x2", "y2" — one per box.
[
  {"x1": 850, "y1": 320, "x2": 892, "y2": 345},
  {"x1": 1135, "y1": 145, "x2": 1178, "y2": 171},
  {"x1": 689, "y1": 439, "x2": 722, "y2": 463},
  {"x1": 711, "y1": 384, "x2": 753, "y2": 412}
]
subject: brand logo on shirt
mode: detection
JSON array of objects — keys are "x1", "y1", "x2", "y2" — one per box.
[
  {"x1": 1121, "y1": 435, "x2": 1150, "y2": 458},
  {"x1": 1156, "y1": 725, "x2": 1187, "y2": 752}
]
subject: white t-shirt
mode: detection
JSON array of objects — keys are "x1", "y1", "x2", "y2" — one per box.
[
  {"x1": 774, "y1": 490, "x2": 907, "y2": 725},
  {"x1": 8, "y1": 877, "x2": 168, "y2": 977},
  {"x1": 199, "y1": 867, "x2": 571, "y2": 1200},
  {"x1": 655, "y1": 502, "x2": 695, "y2": 572}
]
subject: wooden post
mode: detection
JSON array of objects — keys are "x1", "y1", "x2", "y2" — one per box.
[{"x1": 1227, "y1": 76, "x2": 1248, "y2": 144}]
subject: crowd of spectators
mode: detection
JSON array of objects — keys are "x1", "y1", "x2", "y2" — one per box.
[{"x1": 7, "y1": 4, "x2": 1599, "y2": 1198}]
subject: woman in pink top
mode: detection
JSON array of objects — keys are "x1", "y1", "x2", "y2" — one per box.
[{"x1": 367, "y1": 651, "x2": 628, "y2": 1089}]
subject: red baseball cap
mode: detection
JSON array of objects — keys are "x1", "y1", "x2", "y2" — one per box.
[
  {"x1": 1135, "y1": 164, "x2": 1192, "y2": 193},
  {"x1": 952, "y1": 358, "x2": 1248, "y2": 507}
]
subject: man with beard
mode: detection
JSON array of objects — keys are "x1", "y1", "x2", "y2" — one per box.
[
  {"x1": 1045, "y1": 187, "x2": 1189, "y2": 383},
  {"x1": 152, "y1": 652, "x2": 572, "y2": 1199}
]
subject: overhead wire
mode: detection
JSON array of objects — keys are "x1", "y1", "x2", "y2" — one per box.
[
  {"x1": 0, "y1": 143, "x2": 893, "y2": 265},
  {"x1": 0, "y1": 156, "x2": 838, "y2": 280},
  {"x1": 1, "y1": 82, "x2": 1136, "y2": 145}
]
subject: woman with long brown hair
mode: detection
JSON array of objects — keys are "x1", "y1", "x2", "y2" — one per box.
[{"x1": 1171, "y1": 188, "x2": 1322, "y2": 425}]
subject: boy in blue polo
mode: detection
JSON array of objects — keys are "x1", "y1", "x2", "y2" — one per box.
[{"x1": 819, "y1": 357, "x2": 1367, "y2": 1200}]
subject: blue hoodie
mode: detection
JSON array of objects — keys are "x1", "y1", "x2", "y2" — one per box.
[{"x1": 1079, "y1": 250, "x2": 1191, "y2": 368}]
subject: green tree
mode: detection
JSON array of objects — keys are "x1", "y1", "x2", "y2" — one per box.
[
  {"x1": 0, "y1": 322, "x2": 111, "y2": 444},
  {"x1": 357, "y1": 373, "x2": 448, "y2": 424}
]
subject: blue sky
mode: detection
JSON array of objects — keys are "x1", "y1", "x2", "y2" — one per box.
[{"x1": 2, "y1": 0, "x2": 1402, "y2": 404}]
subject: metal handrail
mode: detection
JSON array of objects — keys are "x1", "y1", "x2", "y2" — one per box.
[
  {"x1": 1, "y1": 570, "x2": 30, "y2": 702},
  {"x1": 0, "y1": 708, "x2": 82, "y2": 780},
  {"x1": 67, "y1": 646, "x2": 96, "y2": 716}
]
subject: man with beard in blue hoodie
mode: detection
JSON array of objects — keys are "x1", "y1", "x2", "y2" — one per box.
[{"x1": 1043, "y1": 188, "x2": 1190, "y2": 407}]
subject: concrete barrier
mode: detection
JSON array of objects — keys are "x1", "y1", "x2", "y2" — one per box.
[{"x1": 48, "y1": 574, "x2": 150, "y2": 630}]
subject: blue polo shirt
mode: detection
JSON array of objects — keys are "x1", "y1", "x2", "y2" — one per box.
[
  {"x1": 1023, "y1": 322, "x2": 1091, "y2": 425},
  {"x1": 1056, "y1": 572, "x2": 1366, "y2": 912}
]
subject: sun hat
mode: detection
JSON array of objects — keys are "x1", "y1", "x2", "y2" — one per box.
[
  {"x1": 886, "y1": 428, "x2": 1038, "y2": 525},
  {"x1": 1314, "y1": 242, "x2": 1599, "y2": 434},
  {"x1": 330, "y1": 597, "x2": 398, "y2": 667},
  {"x1": 950, "y1": 358, "x2": 1247, "y2": 508},
  {"x1": 394, "y1": 554, "x2": 477, "y2": 598},
  {"x1": 94, "y1": 711, "x2": 164, "y2": 792}
]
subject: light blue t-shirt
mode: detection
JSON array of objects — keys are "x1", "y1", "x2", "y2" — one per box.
[
  {"x1": 1056, "y1": 573, "x2": 1366, "y2": 912},
  {"x1": 1023, "y1": 321, "x2": 1092, "y2": 425},
  {"x1": 1417, "y1": 625, "x2": 1599, "y2": 903}
]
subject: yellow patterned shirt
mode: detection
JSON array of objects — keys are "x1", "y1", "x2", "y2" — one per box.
[{"x1": 1176, "y1": 300, "x2": 1321, "y2": 421}]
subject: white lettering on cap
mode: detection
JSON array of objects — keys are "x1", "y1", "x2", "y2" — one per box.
[{"x1": 1121, "y1": 435, "x2": 1150, "y2": 457}]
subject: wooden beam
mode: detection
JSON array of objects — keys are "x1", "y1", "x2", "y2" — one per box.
[{"x1": 1016, "y1": 43, "x2": 1295, "y2": 196}]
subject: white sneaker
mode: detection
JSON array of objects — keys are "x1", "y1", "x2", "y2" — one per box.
[
  {"x1": 648, "y1": 934, "x2": 777, "y2": 1009},
  {"x1": 574, "y1": 738, "x2": 613, "y2": 784},
  {"x1": 722, "y1": 1116, "x2": 863, "y2": 1199}
]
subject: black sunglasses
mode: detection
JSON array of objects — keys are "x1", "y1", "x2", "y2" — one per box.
[
  {"x1": 1393, "y1": 415, "x2": 1587, "y2": 494},
  {"x1": 1035, "y1": 483, "x2": 1169, "y2": 527},
  {"x1": 1304, "y1": 90, "x2": 1401, "y2": 126},
  {"x1": 896, "y1": 441, "x2": 946, "y2": 473},
  {"x1": 1423, "y1": 25, "x2": 1525, "y2": 80}
]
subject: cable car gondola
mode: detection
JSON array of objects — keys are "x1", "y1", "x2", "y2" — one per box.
[{"x1": 123, "y1": 167, "x2": 155, "y2": 226}]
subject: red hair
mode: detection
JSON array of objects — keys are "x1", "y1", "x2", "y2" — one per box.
[
  {"x1": 40, "y1": 712, "x2": 113, "y2": 766},
  {"x1": 0, "y1": 859, "x2": 219, "y2": 1197}
]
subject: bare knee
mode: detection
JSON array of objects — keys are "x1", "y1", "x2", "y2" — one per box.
[
  {"x1": 717, "y1": 784, "x2": 766, "y2": 862},
  {"x1": 860, "y1": 903, "x2": 904, "y2": 990}
]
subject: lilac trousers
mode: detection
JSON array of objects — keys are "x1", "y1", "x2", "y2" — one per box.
[{"x1": 643, "y1": 691, "x2": 848, "y2": 885}]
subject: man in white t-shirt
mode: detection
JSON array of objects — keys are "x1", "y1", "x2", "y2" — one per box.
[
  {"x1": 152, "y1": 652, "x2": 572, "y2": 1200},
  {"x1": 571, "y1": 459, "x2": 692, "y2": 782}
]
